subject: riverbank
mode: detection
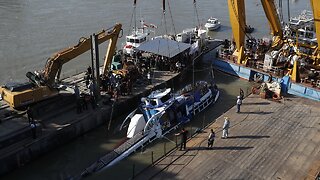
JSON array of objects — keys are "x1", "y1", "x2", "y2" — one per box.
[{"x1": 136, "y1": 94, "x2": 320, "y2": 179}]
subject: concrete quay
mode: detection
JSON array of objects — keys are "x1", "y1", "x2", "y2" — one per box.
[{"x1": 136, "y1": 94, "x2": 320, "y2": 180}]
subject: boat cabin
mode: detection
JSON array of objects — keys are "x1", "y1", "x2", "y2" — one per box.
[{"x1": 145, "y1": 88, "x2": 172, "y2": 107}]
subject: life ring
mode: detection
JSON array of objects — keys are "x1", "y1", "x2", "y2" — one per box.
[
  {"x1": 251, "y1": 87, "x2": 258, "y2": 94},
  {"x1": 272, "y1": 93, "x2": 280, "y2": 100}
]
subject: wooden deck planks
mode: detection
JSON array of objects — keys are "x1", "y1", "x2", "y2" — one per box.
[{"x1": 136, "y1": 94, "x2": 320, "y2": 180}]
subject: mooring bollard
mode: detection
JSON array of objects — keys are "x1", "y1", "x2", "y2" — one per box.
[
  {"x1": 132, "y1": 163, "x2": 135, "y2": 179},
  {"x1": 151, "y1": 151, "x2": 154, "y2": 165},
  {"x1": 175, "y1": 135, "x2": 178, "y2": 148}
]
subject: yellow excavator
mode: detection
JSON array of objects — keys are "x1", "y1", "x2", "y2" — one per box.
[
  {"x1": 0, "y1": 23, "x2": 122, "y2": 109},
  {"x1": 227, "y1": 0, "x2": 283, "y2": 65}
]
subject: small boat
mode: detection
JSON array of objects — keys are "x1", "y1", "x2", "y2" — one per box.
[
  {"x1": 81, "y1": 81, "x2": 219, "y2": 177},
  {"x1": 123, "y1": 20, "x2": 150, "y2": 55},
  {"x1": 204, "y1": 17, "x2": 221, "y2": 31},
  {"x1": 289, "y1": 10, "x2": 314, "y2": 30},
  {"x1": 245, "y1": 25, "x2": 254, "y2": 33}
]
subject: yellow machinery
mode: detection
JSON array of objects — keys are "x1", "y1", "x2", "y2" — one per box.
[
  {"x1": 260, "y1": 0, "x2": 283, "y2": 49},
  {"x1": 0, "y1": 23, "x2": 122, "y2": 109},
  {"x1": 227, "y1": 0, "x2": 246, "y2": 64},
  {"x1": 227, "y1": 0, "x2": 283, "y2": 65},
  {"x1": 291, "y1": 0, "x2": 319, "y2": 82},
  {"x1": 310, "y1": 0, "x2": 320, "y2": 66}
]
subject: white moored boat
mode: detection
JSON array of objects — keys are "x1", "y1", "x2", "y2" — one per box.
[{"x1": 204, "y1": 17, "x2": 221, "y2": 31}]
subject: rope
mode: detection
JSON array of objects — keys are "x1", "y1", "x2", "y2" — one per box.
[
  {"x1": 161, "y1": 0, "x2": 171, "y2": 58},
  {"x1": 167, "y1": 0, "x2": 181, "y2": 54},
  {"x1": 193, "y1": 0, "x2": 201, "y2": 28},
  {"x1": 128, "y1": 5, "x2": 135, "y2": 36}
]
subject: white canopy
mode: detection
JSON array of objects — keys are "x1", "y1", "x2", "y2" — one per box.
[{"x1": 136, "y1": 38, "x2": 191, "y2": 58}]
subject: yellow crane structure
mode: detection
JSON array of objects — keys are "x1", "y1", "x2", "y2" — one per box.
[
  {"x1": 227, "y1": 0, "x2": 284, "y2": 65},
  {"x1": 260, "y1": 0, "x2": 283, "y2": 49},
  {"x1": 227, "y1": 0, "x2": 246, "y2": 64},
  {"x1": 291, "y1": 0, "x2": 319, "y2": 82},
  {"x1": 310, "y1": 0, "x2": 320, "y2": 66},
  {"x1": 0, "y1": 23, "x2": 122, "y2": 109}
]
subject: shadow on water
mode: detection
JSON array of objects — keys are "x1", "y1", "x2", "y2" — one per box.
[{"x1": 227, "y1": 135, "x2": 270, "y2": 139}]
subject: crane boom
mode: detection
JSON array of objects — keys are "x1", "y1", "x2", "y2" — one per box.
[
  {"x1": 310, "y1": 0, "x2": 320, "y2": 65},
  {"x1": 44, "y1": 23, "x2": 122, "y2": 85},
  {"x1": 227, "y1": 0, "x2": 246, "y2": 64},
  {"x1": 260, "y1": 0, "x2": 283, "y2": 48}
]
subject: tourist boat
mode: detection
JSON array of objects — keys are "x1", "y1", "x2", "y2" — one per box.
[
  {"x1": 81, "y1": 81, "x2": 219, "y2": 177},
  {"x1": 204, "y1": 17, "x2": 221, "y2": 31}
]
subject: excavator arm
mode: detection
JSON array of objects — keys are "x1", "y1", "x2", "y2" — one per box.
[
  {"x1": 260, "y1": 0, "x2": 283, "y2": 49},
  {"x1": 43, "y1": 23, "x2": 122, "y2": 85},
  {"x1": 227, "y1": 0, "x2": 246, "y2": 64},
  {"x1": 1, "y1": 24, "x2": 122, "y2": 109}
]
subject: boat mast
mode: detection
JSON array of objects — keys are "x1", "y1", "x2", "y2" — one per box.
[
  {"x1": 134, "y1": 0, "x2": 137, "y2": 36},
  {"x1": 193, "y1": 0, "x2": 201, "y2": 28}
]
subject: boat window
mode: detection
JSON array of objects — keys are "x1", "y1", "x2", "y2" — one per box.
[
  {"x1": 134, "y1": 39, "x2": 140, "y2": 43},
  {"x1": 305, "y1": 32, "x2": 314, "y2": 39},
  {"x1": 129, "y1": 38, "x2": 134, "y2": 43},
  {"x1": 297, "y1": 31, "x2": 304, "y2": 37},
  {"x1": 160, "y1": 94, "x2": 171, "y2": 103},
  {"x1": 149, "y1": 99, "x2": 157, "y2": 106}
]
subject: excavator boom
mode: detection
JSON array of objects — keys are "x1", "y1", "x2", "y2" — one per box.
[
  {"x1": 1, "y1": 23, "x2": 122, "y2": 108},
  {"x1": 44, "y1": 23, "x2": 122, "y2": 85}
]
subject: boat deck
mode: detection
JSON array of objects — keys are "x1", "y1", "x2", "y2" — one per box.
[{"x1": 136, "y1": 94, "x2": 320, "y2": 180}]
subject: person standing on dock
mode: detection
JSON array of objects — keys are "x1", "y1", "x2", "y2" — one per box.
[
  {"x1": 236, "y1": 96, "x2": 242, "y2": 113},
  {"x1": 207, "y1": 129, "x2": 215, "y2": 149},
  {"x1": 222, "y1": 117, "x2": 230, "y2": 139},
  {"x1": 147, "y1": 70, "x2": 152, "y2": 85},
  {"x1": 74, "y1": 84, "x2": 82, "y2": 113},
  {"x1": 30, "y1": 121, "x2": 37, "y2": 139},
  {"x1": 239, "y1": 88, "x2": 244, "y2": 100},
  {"x1": 27, "y1": 107, "x2": 34, "y2": 124},
  {"x1": 175, "y1": 128, "x2": 188, "y2": 150}
]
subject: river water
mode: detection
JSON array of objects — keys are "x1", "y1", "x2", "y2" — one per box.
[{"x1": 0, "y1": 0, "x2": 310, "y2": 179}]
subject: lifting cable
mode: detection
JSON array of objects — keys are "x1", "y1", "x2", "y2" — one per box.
[
  {"x1": 128, "y1": 0, "x2": 137, "y2": 36},
  {"x1": 193, "y1": 0, "x2": 201, "y2": 28},
  {"x1": 167, "y1": 0, "x2": 181, "y2": 55}
]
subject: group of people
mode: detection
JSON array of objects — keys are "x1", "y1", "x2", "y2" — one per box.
[
  {"x1": 175, "y1": 116, "x2": 230, "y2": 151},
  {"x1": 175, "y1": 88, "x2": 245, "y2": 150},
  {"x1": 132, "y1": 51, "x2": 190, "y2": 73}
]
